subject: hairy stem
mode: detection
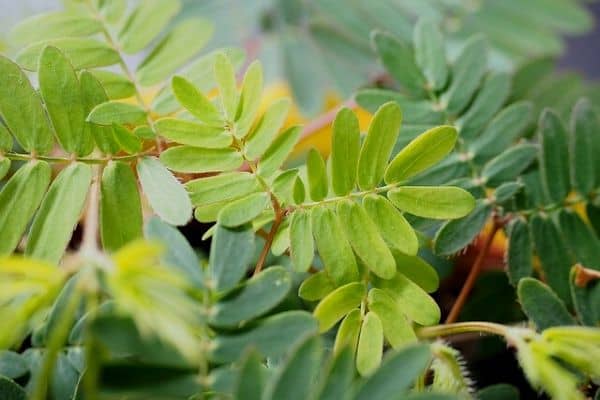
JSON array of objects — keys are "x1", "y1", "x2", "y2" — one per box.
[
  {"x1": 446, "y1": 219, "x2": 501, "y2": 323},
  {"x1": 417, "y1": 321, "x2": 510, "y2": 340}
]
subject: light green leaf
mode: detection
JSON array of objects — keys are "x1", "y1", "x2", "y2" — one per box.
[
  {"x1": 9, "y1": 11, "x2": 103, "y2": 45},
  {"x1": 356, "y1": 312, "x2": 384, "y2": 376},
  {"x1": 90, "y1": 70, "x2": 136, "y2": 100},
  {"x1": 87, "y1": 101, "x2": 147, "y2": 126},
  {"x1": 215, "y1": 52, "x2": 239, "y2": 120},
  {"x1": 355, "y1": 345, "x2": 432, "y2": 400},
  {"x1": 393, "y1": 251, "x2": 439, "y2": 293},
  {"x1": 154, "y1": 118, "x2": 231, "y2": 148},
  {"x1": 470, "y1": 101, "x2": 533, "y2": 161},
  {"x1": 152, "y1": 48, "x2": 245, "y2": 115},
  {"x1": 98, "y1": 0, "x2": 127, "y2": 23},
  {"x1": 368, "y1": 288, "x2": 416, "y2": 349},
  {"x1": 171, "y1": 76, "x2": 221, "y2": 124},
  {"x1": 307, "y1": 149, "x2": 328, "y2": 201},
  {"x1": 507, "y1": 218, "x2": 533, "y2": 286},
  {"x1": 112, "y1": 124, "x2": 142, "y2": 154},
  {"x1": 290, "y1": 209, "x2": 314, "y2": 272},
  {"x1": 144, "y1": 217, "x2": 203, "y2": 288},
  {"x1": 388, "y1": 186, "x2": 475, "y2": 219},
  {"x1": 373, "y1": 272, "x2": 440, "y2": 326},
  {"x1": 311, "y1": 206, "x2": 359, "y2": 286},
  {"x1": 357, "y1": 102, "x2": 402, "y2": 190},
  {"x1": 137, "y1": 157, "x2": 192, "y2": 226},
  {"x1": 363, "y1": 194, "x2": 418, "y2": 256},
  {"x1": 79, "y1": 71, "x2": 120, "y2": 155},
  {"x1": 217, "y1": 192, "x2": 270, "y2": 228},
  {"x1": 0, "y1": 56, "x2": 53, "y2": 154},
  {"x1": 211, "y1": 267, "x2": 291, "y2": 327},
  {"x1": 100, "y1": 161, "x2": 143, "y2": 252},
  {"x1": 186, "y1": 172, "x2": 259, "y2": 207},
  {"x1": 264, "y1": 336, "x2": 322, "y2": 400},
  {"x1": 337, "y1": 199, "x2": 396, "y2": 279},
  {"x1": 371, "y1": 31, "x2": 425, "y2": 97},
  {"x1": 293, "y1": 176, "x2": 306, "y2": 205},
  {"x1": 17, "y1": 38, "x2": 120, "y2": 71},
  {"x1": 434, "y1": 201, "x2": 492, "y2": 256},
  {"x1": 209, "y1": 224, "x2": 255, "y2": 292},
  {"x1": 160, "y1": 146, "x2": 243, "y2": 173},
  {"x1": 331, "y1": 107, "x2": 360, "y2": 196},
  {"x1": 482, "y1": 143, "x2": 538, "y2": 187},
  {"x1": 538, "y1": 109, "x2": 571, "y2": 203},
  {"x1": 39, "y1": 46, "x2": 92, "y2": 156},
  {"x1": 457, "y1": 72, "x2": 512, "y2": 140},
  {"x1": 385, "y1": 125, "x2": 457, "y2": 184},
  {"x1": 518, "y1": 278, "x2": 576, "y2": 330},
  {"x1": 569, "y1": 98, "x2": 596, "y2": 195},
  {"x1": 0, "y1": 161, "x2": 51, "y2": 256},
  {"x1": 414, "y1": 18, "x2": 447, "y2": 91},
  {"x1": 0, "y1": 123, "x2": 12, "y2": 152},
  {"x1": 258, "y1": 126, "x2": 302, "y2": 177},
  {"x1": 118, "y1": 0, "x2": 181, "y2": 54},
  {"x1": 298, "y1": 271, "x2": 334, "y2": 301},
  {"x1": 314, "y1": 282, "x2": 366, "y2": 333},
  {"x1": 245, "y1": 99, "x2": 291, "y2": 160},
  {"x1": 333, "y1": 309, "x2": 361, "y2": 355},
  {"x1": 0, "y1": 158, "x2": 10, "y2": 181},
  {"x1": 235, "y1": 61, "x2": 263, "y2": 138},
  {"x1": 442, "y1": 35, "x2": 487, "y2": 115},
  {"x1": 26, "y1": 162, "x2": 91, "y2": 263},
  {"x1": 210, "y1": 311, "x2": 318, "y2": 363},
  {"x1": 137, "y1": 18, "x2": 213, "y2": 86}
]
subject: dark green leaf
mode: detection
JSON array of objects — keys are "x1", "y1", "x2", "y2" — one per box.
[
  {"x1": 290, "y1": 209, "x2": 314, "y2": 272},
  {"x1": 434, "y1": 201, "x2": 492, "y2": 256},
  {"x1": 210, "y1": 311, "x2": 318, "y2": 363},
  {"x1": 413, "y1": 18, "x2": 447, "y2": 90},
  {"x1": 517, "y1": 278, "x2": 576, "y2": 330},
  {"x1": 307, "y1": 149, "x2": 328, "y2": 201},
  {"x1": 507, "y1": 218, "x2": 533, "y2": 286},
  {"x1": 218, "y1": 192, "x2": 269, "y2": 227},
  {"x1": 0, "y1": 377, "x2": 26, "y2": 400},
  {"x1": 538, "y1": 109, "x2": 571, "y2": 203},
  {"x1": 144, "y1": 217, "x2": 203, "y2": 288},
  {"x1": 481, "y1": 143, "x2": 538, "y2": 187},
  {"x1": 209, "y1": 224, "x2": 254, "y2": 292},
  {"x1": 569, "y1": 98, "x2": 597, "y2": 195},
  {"x1": 558, "y1": 209, "x2": 600, "y2": 270},
  {"x1": 0, "y1": 352, "x2": 27, "y2": 380},
  {"x1": 354, "y1": 344, "x2": 431, "y2": 400},
  {"x1": 316, "y1": 348, "x2": 354, "y2": 400},
  {"x1": 264, "y1": 336, "x2": 322, "y2": 400},
  {"x1": 234, "y1": 351, "x2": 265, "y2": 400}
]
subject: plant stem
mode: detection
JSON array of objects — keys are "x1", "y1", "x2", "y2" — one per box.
[
  {"x1": 80, "y1": 164, "x2": 102, "y2": 255},
  {"x1": 253, "y1": 195, "x2": 283, "y2": 276},
  {"x1": 4, "y1": 150, "x2": 154, "y2": 164},
  {"x1": 417, "y1": 321, "x2": 509, "y2": 339},
  {"x1": 445, "y1": 218, "x2": 501, "y2": 323}
]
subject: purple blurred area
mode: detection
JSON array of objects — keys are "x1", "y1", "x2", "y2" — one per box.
[{"x1": 560, "y1": 2, "x2": 600, "y2": 78}]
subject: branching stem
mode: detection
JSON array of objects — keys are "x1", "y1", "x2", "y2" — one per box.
[
  {"x1": 253, "y1": 195, "x2": 283, "y2": 276},
  {"x1": 4, "y1": 150, "x2": 155, "y2": 164},
  {"x1": 80, "y1": 164, "x2": 103, "y2": 255},
  {"x1": 445, "y1": 218, "x2": 502, "y2": 323}
]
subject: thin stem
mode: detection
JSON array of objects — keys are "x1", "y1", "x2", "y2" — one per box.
[
  {"x1": 445, "y1": 218, "x2": 501, "y2": 323},
  {"x1": 86, "y1": 0, "x2": 163, "y2": 152},
  {"x1": 80, "y1": 164, "x2": 102, "y2": 255},
  {"x1": 4, "y1": 150, "x2": 154, "y2": 164},
  {"x1": 253, "y1": 195, "x2": 283, "y2": 276},
  {"x1": 417, "y1": 321, "x2": 510, "y2": 340}
]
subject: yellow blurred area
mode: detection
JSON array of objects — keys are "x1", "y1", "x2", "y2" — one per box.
[{"x1": 257, "y1": 81, "x2": 373, "y2": 158}]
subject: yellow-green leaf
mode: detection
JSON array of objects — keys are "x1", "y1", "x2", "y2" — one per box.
[
  {"x1": 307, "y1": 149, "x2": 328, "y2": 201},
  {"x1": 154, "y1": 118, "x2": 231, "y2": 148},
  {"x1": 368, "y1": 288, "x2": 416, "y2": 349},
  {"x1": 160, "y1": 146, "x2": 243, "y2": 173},
  {"x1": 235, "y1": 61, "x2": 263, "y2": 138},
  {"x1": 218, "y1": 192, "x2": 270, "y2": 228},
  {"x1": 245, "y1": 99, "x2": 291, "y2": 160},
  {"x1": 298, "y1": 271, "x2": 334, "y2": 301},
  {"x1": 171, "y1": 76, "x2": 221, "y2": 124},
  {"x1": 331, "y1": 107, "x2": 360, "y2": 196},
  {"x1": 387, "y1": 186, "x2": 475, "y2": 219},
  {"x1": 313, "y1": 282, "x2": 366, "y2": 333},
  {"x1": 356, "y1": 312, "x2": 384, "y2": 376},
  {"x1": 214, "y1": 52, "x2": 239, "y2": 120},
  {"x1": 290, "y1": 209, "x2": 314, "y2": 272},
  {"x1": 87, "y1": 101, "x2": 147, "y2": 126}
]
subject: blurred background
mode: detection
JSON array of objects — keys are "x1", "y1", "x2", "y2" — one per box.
[{"x1": 1, "y1": 1, "x2": 598, "y2": 397}]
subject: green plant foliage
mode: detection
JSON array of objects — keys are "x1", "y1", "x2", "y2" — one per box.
[{"x1": 1, "y1": 2, "x2": 600, "y2": 399}]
